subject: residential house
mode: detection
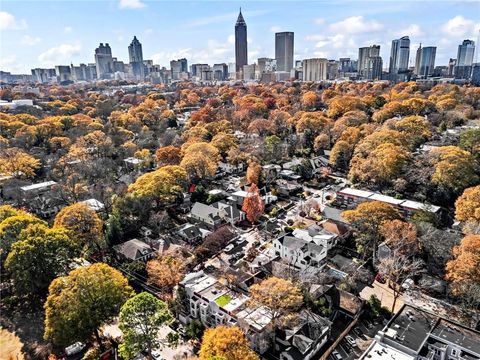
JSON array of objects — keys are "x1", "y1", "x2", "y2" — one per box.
[
  {"x1": 113, "y1": 238, "x2": 156, "y2": 262},
  {"x1": 177, "y1": 223, "x2": 210, "y2": 245},
  {"x1": 189, "y1": 202, "x2": 226, "y2": 229},
  {"x1": 272, "y1": 235, "x2": 328, "y2": 270}
]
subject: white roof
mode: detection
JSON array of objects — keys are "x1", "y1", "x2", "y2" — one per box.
[
  {"x1": 369, "y1": 193, "x2": 403, "y2": 205},
  {"x1": 124, "y1": 157, "x2": 141, "y2": 164},
  {"x1": 20, "y1": 181, "x2": 57, "y2": 191},
  {"x1": 400, "y1": 200, "x2": 440, "y2": 213},
  {"x1": 190, "y1": 275, "x2": 218, "y2": 294},
  {"x1": 338, "y1": 187, "x2": 373, "y2": 198},
  {"x1": 223, "y1": 294, "x2": 248, "y2": 312},
  {"x1": 237, "y1": 306, "x2": 273, "y2": 331},
  {"x1": 232, "y1": 190, "x2": 250, "y2": 198},
  {"x1": 80, "y1": 199, "x2": 105, "y2": 211},
  {"x1": 208, "y1": 189, "x2": 224, "y2": 195},
  {"x1": 361, "y1": 341, "x2": 415, "y2": 360}
]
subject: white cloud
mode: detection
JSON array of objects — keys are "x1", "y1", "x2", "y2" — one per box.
[
  {"x1": 227, "y1": 34, "x2": 235, "y2": 44},
  {"x1": 0, "y1": 55, "x2": 23, "y2": 72},
  {"x1": 329, "y1": 16, "x2": 383, "y2": 34},
  {"x1": 119, "y1": 0, "x2": 146, "y2": 9},
  {"x1": 64, "y1": 26, "x2": 73, "y2": 34},
  {"x1": 314, "y1": 18, "x2": 325, "y2": 25},
  {"x1": 442, "y1": 15, "x2": 479, "y2": 37},
  {"x1": 270, "y1": 26, "x2": 282, "y2": 33},
  {"x1": 0, "y1": 11, "x2": 27, "y2": 30},
  {"x1": 152, "y1": 49, "x2": 192, "y2": 67},
  {"x1": 145, "y1": 28, "x2": 153, "y2": 35},
  {"x1": 21, "y1": 35, "x2": 41, "y2": 46},
  {"x1": 38, "y1": 43, "x2": 82, "y2": 66},
  {"x1": 395, "y1": 24, "x2": 424, "y2": 38}
]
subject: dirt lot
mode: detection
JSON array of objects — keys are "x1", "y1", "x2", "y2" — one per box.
[{"x1": 359, "y1": 280, "x2": 404, "y2": 313}]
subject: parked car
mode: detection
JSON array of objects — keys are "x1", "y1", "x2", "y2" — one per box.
[
  {"x1": 65, "y1": 342, "x2": 86, "y2": 356},
  {"x1": 151, "y1": 350, "x2": 165, "y2": 360},
  {"x1": 375, "y1": 272, "x2": 386, "y2": 284},
  {"x1": 345, "y1": 335, "x2": 356, "y2": 347},
  {"x1": 224, "y1": 244, "x2": 234, "y2": 252},
  {"x1": 332, "y1": 350, "x2": 343, "y2": 360},
  {"x1": 353, "y1": 327, "x2": 363, "y2": 337}
]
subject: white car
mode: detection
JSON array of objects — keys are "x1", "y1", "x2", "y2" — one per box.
[
  {"x1": 224, "y1": 244, "x2": 234, "y2": 252},
  {"x1": 151, "y1": 350, "x2": 165, "y2": 360},
  {"x1": 65, "y1": 342, "x2": 86, "y2": 356},
  {"x1": 345, "y1": 335, "x2": 356, "y2": 347}
]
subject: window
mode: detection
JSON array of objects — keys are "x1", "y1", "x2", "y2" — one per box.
[{"x1": 451, "y1": 349, "x2": 457, "y2": 356}]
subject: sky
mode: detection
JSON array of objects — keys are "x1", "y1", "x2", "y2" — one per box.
[{"x1": 1, "y1": 0, "x2": 479, "y2": 74}]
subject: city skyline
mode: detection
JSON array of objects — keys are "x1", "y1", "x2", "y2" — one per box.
[{"x1": 1, "y1": 0, "x2": 479, "y2": 74}]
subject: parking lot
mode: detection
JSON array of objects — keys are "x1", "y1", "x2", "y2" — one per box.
[{"x1": 327, "y1": 318, "x2": 384, "y2": 360}]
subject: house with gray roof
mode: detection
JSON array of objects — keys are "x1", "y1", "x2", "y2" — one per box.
[
  {"x1": 113, "y1": 238, "x2": 156, "y2": 262},
  {"x1": 272, "y1": 235, "x2": 328, "y2": 270}
]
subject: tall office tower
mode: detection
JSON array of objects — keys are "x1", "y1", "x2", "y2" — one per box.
[
  {"x1": 94, "y1": 43, "x2": 114, "y2": 79},
  {"x1": 339, "y1": 58, "x2": 354, "y2": 73},
  {"x1": 389, "y1": 36, "x2": 410, "y2": 74},
  {"x1": 302, "y1": 58, "x2": 328, "y2": 81},
  {"x1": 471, "y1": 64, "x2": 480, "y2": 86},
  {"x1": 326, "y1": 60, "x2": 339, "y2": 80},
  {"x1": 448, "y1": 58, "x2": 457, "y2": 76},
  {"x1": 358, "y1": 45, "x2": 380, "y2": 78},
  {"x1": 170, "y1": 58, "x2": 188, "y2": 80},
  {"x1": 128, "y1": 36, "x2": 144, "y2": 80},
  {"x1": 212, "y1": 63, "x2": 228, "y2": 80},
  {"x1": 414, "y1": 45, "x2": 436, "y2": 78},
  {"x1": 258, "y1": 57, "x2": 276, "y2": 74},
  {"x1": 178, "y1": 58, "x2": 188, "y2": 73},
  {"x1": 275, "y1": 32, "x2": 294, "y2": 72},
  {"x1": 31, "y1": 68, "x2": 56, "y2": 83},
  {"x1": 454, "y1": 40, "x2": 475, "y2": 79},
  {"x1": 235, "y1": 8, "x2": 248, "y2": 73},
  {"x1": 365, "y1": 56, "x2": 383, "y2": 80}
]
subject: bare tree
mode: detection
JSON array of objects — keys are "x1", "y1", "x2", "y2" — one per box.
[{"x1": 377, "y1": 251, "x2": 424, "y2": 313}]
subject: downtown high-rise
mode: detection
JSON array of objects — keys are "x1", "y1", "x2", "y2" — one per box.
[
  {"x1": 128, "y1": 36, "x2": 144, "y2": 80},
  {"x1": 414, "y1": 45, "x2": 437, "y2": 78},
  {"x1": 454, "y1": 39, "x2": 475, "y2": 79},
  {"x1": 389, "y1": 36, "x2": 410, "y2": 74},
  {"x1": 358, "y1": 45, "x2": 380, "y2": 78},
  {"x1": 275, "y1": 32, "x2": 294, "y2": 72},
  {"x1": 235, "y1": 8, "x2": 248, "y2": 73},
  {"x1": 94, "y1": 43, "x2": 114, "y2": 79}
]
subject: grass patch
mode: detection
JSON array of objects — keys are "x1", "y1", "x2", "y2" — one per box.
[{"x1": 215, "y1": 294, "x2": 232, "y2": 307}]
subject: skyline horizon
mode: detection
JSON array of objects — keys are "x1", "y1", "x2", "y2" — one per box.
[{"x1": 1, "y1": 1, "x2": 479, "y2": 74}]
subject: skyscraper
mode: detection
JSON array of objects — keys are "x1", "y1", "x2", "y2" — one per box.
[
  {"x1": 414, "y1": 45, "x2": 436, "y2": 78},
  {"x1": 275, "y1": 32, "x2": 294, "y2": 72},
  {"x1": 235, "y1": 8, "x2": 248, "y2": 73},
  {"x1": 358, "y1": 45, "x2": 380, "y2": 78},
  {"x1": 366, "y1": 56, "x2": 383, "y2": 80},
  {"x1": 128, "y1": 36, "x2": 144, "y2": 80},
  {"x1": 389, "y1": 36, "x2": 410, "y2": 74},
  {"x1": 94, "y1": 43, "x2": 114, "y2": 79},
  {"x1": 170, "y1": 58, "x2": 188, "y2": 80},
  {"x1": 455, "y1": 40, "x2": 475, "y2": 79}
]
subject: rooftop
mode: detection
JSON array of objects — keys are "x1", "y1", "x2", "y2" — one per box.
[
  {"x1": 20, "y1": 180, "x2": 57, "y2": 191},
  {"x1": 430, "y1": 318, "x2": 480, "y2": 355},
  {"x1": 360, "y1": 341, "x2": 415, "y2": 360}
]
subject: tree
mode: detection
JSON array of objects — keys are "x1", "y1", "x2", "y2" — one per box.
[
  {"x1": 0, "y1": 205, "x2": 24, "y2": 222},
  {"x1": 430, "y1": 146, "x2": 478, "y2": 193},
  {"x1": 54, "y1": 202, "x2": 104, "y2": 251},
  {"x1": 44, "y1": 263, "x2": 134, "y2": 347},
  {"x1": 128, "y1": 165, "x2": 188, "y2": 206},
  {"x1": 301, "y1": 91, "x2": 318, "y2": 109},
  {"x1": 242, "y1": 184, "x2": 265, "y2": 223},
  {"x1": 180, "y1": 142, "x2": 219, "y2": 180},
  {"x1": 459, "y1": 128, "x2": 480, "y2": 156},
  {"x1": 455, "y1": 185, "x2": 480, "y2": 223},
  {"x1": 0, "y1": 213, "x2": 46, "y2": 261},
  {"x1": 119, "y1": 292, "x2": 173, "y2": 360},
  {"x1": 5, "y1": 224, "x2": 79, "y2": 296},
  {"x1": 211, "y1": 132, "x2": 238, "y2": 159},
  {"x1": 0, "y1": 147, "x2": 40, "y2": 178},
  {"x1": 380, "y1": 220, "x2": 419, "y2": 257},
  {"x1": 445, "y1": 235, "x2": 480, "y2": 296},
  {"x1": 377, "y1": 251, "x2": 424, "y2": 313},
  {"x1": 248, "y1": 277, "x2": 303, "y2": 331},
  {"x1": 343, "y1": 201, "x2": 401, "y2": 260},
  {"x1": 329, "y1": 140, "x2": 353, "y2": 171},
  {"x1": 146, "y1": 251, "x2": 186, "y2": 300},
  {"x1": 246, "y1": 161, "x2": 261, "y2": 185},
  {"x1": 199, "y1": 326, "x2": 258, "y2": 360},
  {"x1": 155, "y1": 146, "x2": 181, "y2": 166}
]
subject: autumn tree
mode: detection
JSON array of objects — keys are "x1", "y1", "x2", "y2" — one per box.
[
  {"x1": 54, "y1": 202, "x2": 104, "y2": 251},
  {"x1": 343, "y1": 201, "x2": 402, "y2": 260},
  {"x1": 445, "y1": 235, "x2": 480, "y2": 325},
  {"x1": 5, "y1": 224, "x2": 79, "y2": 296},
  {"x1": 301, "y1": 91, "x2": 318, "y2": 109},
  {"x1": 211, "y1": 132, "x2": 238, "y2": 159},
  {"x1": 242, "y1": 184, "x2": 265, "y2": 223},
  {"x1": 0, "y1": 147, "x2": 40, "y2": 178},
  {"x1": 459, "y1": 128, "x2": 480, "y2": 156},
  {"x1": 44, "y1": 263, "x2": 133, "y2": 347},
  {"x1": 147, "y1": 250, "x2": 187, "y2": 300},
  {"x1": 246, "y1": 160, "x2": 261, "y2": 185},
  {"x1": 119, "y1": 292, "x2": 173, "y2": 360},
  {"x1": 199, "y1": 326, "x2": 258, "y2": 360},
  {"x1": 430, "y1": 146, "x2": 478, "y2": 193},
  {"x1": 455, "y1": 185, "x2": 480, "y2": 234},
  {"x1": 155, "y1": 146, "x2": 181, "y2": 166},
  {"x1": 180, "y1": 142, "x2": 219, "y2": 180},
  {"x1": 329, "y1": 140, "x2": 354, "y2": 171},
  {"x1": 380, "y1": 220, "x2": 419, "y2": 257},
  {"x1": 128, "y1": 165, "x2": 188, "y2": 206},
  {"x1": 248, "y1": 277, "x2": 303, "y2": 336}
]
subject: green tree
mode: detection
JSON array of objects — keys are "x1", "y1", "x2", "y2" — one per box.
[
  {"x1": 44, "y1": 263, "x2": 133, "y2": 347},
  {"x1": 459, "y1": 128, "x2": 480, "y2": 156},
  {"x1": 119, "y1": 292, "x2": 173, "y2": 360},
  {"x1": 5, "y1": 224, "x2": 79, "y2": 296}
]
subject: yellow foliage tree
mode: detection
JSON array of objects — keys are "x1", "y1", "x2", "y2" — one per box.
[
  {"x1": 180, "y1": 142, "x2": 219, "y2": 180},
  {"x1": 199, "y1": 326, "x2": 258, "y2": 360}
]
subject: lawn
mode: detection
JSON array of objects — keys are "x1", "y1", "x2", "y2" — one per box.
[{"x1": 215, "y1": 294, "x2": 232, "y2": 307}]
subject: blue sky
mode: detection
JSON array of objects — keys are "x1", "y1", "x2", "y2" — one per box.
[{"x1": 1, "y1": 0, "x2": 479, "y2": 73}]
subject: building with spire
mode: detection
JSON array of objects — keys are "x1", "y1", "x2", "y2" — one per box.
[
  {"x1": 128, "y1": 36, "x2": 144, "y2": 80},
  {"x1": 235, "y1": 8, "x2": 248, "y2": 74},
  {"x1": 94, "y1": 43, "x2": 114, "y2": 79}
]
